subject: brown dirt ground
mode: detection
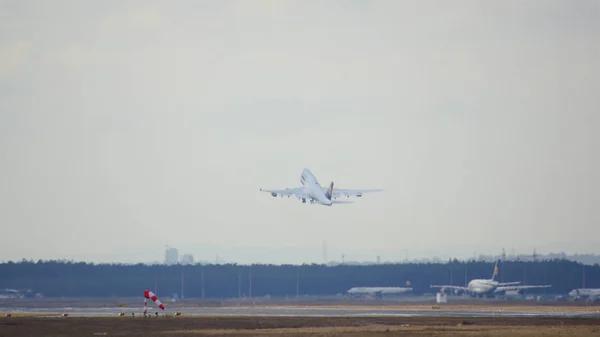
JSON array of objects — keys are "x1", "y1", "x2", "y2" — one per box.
[{"x1": 2, "y1": 316, "x2": 600, "y2": 337}]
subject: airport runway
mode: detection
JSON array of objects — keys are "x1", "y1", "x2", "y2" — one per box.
[{"x1": 4, "y1": 306, "x2": 600, "y2": 318}]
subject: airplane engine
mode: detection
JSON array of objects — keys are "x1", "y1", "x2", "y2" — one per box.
[
  {"x1": 301, "y1": 198, "x2": 306, "y2": 203},
  {"x1": 356, "y1": 193, "x2": 363, "y2": 197},
  {"x1": 271, "y1": 192, "x2": 277, "y2": 197}
]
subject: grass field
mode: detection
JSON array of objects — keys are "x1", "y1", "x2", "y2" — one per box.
[{"x1": 2, "y1": 316, "x2": 600, "y2": 336}]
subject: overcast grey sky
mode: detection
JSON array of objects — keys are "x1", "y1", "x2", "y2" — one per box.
[{"x1": 1, "y1": 0, "x2": 599, "y2": 264}]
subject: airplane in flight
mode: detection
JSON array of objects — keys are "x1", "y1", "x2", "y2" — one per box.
[
  {"x1": 260, "y1": 168, "x2": 384, "y2": 206},
  {"x1": 430, "y1": 261, "x2": 551, "y2": 298}
]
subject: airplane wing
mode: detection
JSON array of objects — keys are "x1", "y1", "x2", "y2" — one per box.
[
  {"x1": 495, "y1": 285, "x2": 551, "y2": 293},
  {"x1": 260, "y1": 187, "x2": 308, "y2": 198},
  {"x1": 430, "y1": 285, "x2": 469, "y2": 292},
  {"x1": 330, "y1": 188, "x2": 384, "y2": 198},
  {"x1": 498, "y1": 282, "x2": 521, "y2": 286}
]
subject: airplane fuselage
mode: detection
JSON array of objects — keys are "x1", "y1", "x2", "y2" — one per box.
[
  {"x1": 467, "y1": 279, "x2": 499, "y2": 295},
  {"x1": 348, "y1": 287, "x2": 412, "y2": 299},
  {"x1": 569, "y1": 288, "x2": 600, "y2": 301},
  {"x1": 348, "y1": 287, "x2": 412, "y2": 295},
  {"x1": 300, "y1": 168, "x2": 332, "y2": 206}
]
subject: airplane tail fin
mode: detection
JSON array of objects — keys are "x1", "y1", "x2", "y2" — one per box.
[
  {"x1": 491, "y1": 260, "x2": 499, "y2": 281},
  {"x1": 326, "y1": 181, "x2": 334, "y2": 200}
]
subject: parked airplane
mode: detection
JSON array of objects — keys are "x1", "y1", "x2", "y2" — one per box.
[
  {"x1": 430, "y1": 261, "x2": 551, "y2": 298},
  {"x1": 568, "y1": 288, "x2": 600, "y2": 302},
  {"x1": 347, "y1": 286, "x2": 413, "y2": 299},
  {"x1": 260, "y1": 168, "x2": 383, "y2": 206},
  {"x1": 0, "y1": 288, "x2": 36, "y2": 299}
]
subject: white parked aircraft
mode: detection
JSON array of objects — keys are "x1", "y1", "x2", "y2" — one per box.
[
  {"x1": 347, "y1": 286, "x2": 413, "y2": 299},
  {"x1": 568, "y1": 288, "x2": 600, "y2": 302},
  {"x1": 430, "y1": 261, "x2": 551, "y2": 298},
  {"x1": 260, "y1": 168, "x2": 383, "y2": 206}
]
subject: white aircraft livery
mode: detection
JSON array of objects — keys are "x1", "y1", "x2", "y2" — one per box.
[
  {"x1": 347, "y1": 286, "x2": 413, "y2": 298},
  {"x1": 430, "y1": 261, "x2": 551, "y2": 298},
  {"x1": 569, "y1": 288, "x2": 600, "y2": 302},
  {"x1": 260, "y1": 168, "x2": 383, "y2": 206}
]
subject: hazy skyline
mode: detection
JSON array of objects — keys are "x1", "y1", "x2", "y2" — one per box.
[{"x1": 1, "y1": 0, "x2": 599, "y2": 264}]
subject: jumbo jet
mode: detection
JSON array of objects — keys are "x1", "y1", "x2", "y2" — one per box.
[
  {"x1": 260, "y1": 168, "x2": 383, "y2": 206},
  {"x1": 430, "y1": 261, "x2": 551, "y2": 298}
]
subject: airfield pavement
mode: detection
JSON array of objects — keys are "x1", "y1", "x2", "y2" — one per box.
[
  {"x1": 3, "y1": 299, "x2": 600, "y2": 336},
  {"x1": 3, "y1": 296, "x2": 600, "y2": 315},
  {"x1": 4, "y1": 305, "x2": 600, "y2": 318}
]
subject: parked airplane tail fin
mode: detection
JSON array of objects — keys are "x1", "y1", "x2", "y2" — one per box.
[
  {"x1": 326, "y1": 181, "x2": 334, "y2": 200},
  {"x1": 491, "y1": 260, "x2": 499, "y2": 281}
]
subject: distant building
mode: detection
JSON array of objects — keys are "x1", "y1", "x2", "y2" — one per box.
[
  {"x1": 165, "y1": 247, "x2": 179, "y2": 265},
  {"x1": 181, "y1": 254, "x2": 194, "y2": 265}
]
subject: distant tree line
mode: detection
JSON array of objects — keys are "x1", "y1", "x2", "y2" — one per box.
[
  {"x1": 0, "y1": 259, "x2": 597, "y2": 298},
  {"x1": 474, "y1": 252, "x2": 600, "y2": 266}
]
